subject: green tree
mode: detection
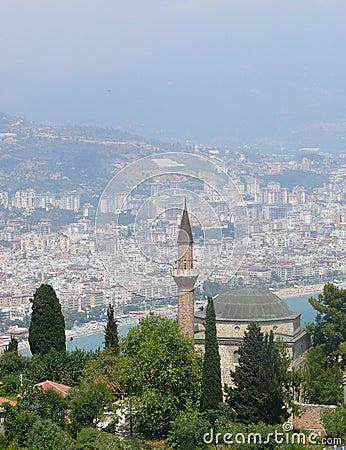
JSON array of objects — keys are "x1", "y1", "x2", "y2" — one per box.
[
  {"x1": 167, "y1": 410, "x2": 211, "y2": 450},
  {"x1": 200, "y1": 297, "x2": 223, "y2": 412},
  {"x1": 83, "y1": 348, "x2": 120, "y2": 394},
  {"x1": 226, "y1": 322, "x2": 290, "y2": 425},
  {"x1": 5, "y1": 336, "x2": 18, "y2": 353},
  {"x1": 27, "y1": 420, "x2": 72, "y2": 450},
  {"x1": 28, "y1": 348, "x2": 98, "y2": 386},
  {"x1": 69, "y1": 381, "x2": 112, "y2": 436},
  {"x1": 0, "y1": 351, "x2": 28, "y2": 376},
  {"x1": 73, "y1": 427, "x2": 125, "y2": 450},
  {"x1": 323, "y1": 403, "x2": 346, "y2": 442},
  {"x1": 308, "y1": 283, "x2": 346, "y2": 366},
  {"x1": 4, "y1": 404, "x2": 37, "y2": 448},
  {"x1": 302, "y1": 346, "x2": 343, "y2": 404},
  {"x1": 18, "y1": 386, "x2": 68, "y2": 429},
  {"x1": 28, "y1": 284, "x2": 66, "y2": 356},
  {"x1": 104, "y1": 304, "x2": 119, "y2": 355},
  {"x1": 120, "y1": 314, "x2": 202, "y2": 439}
]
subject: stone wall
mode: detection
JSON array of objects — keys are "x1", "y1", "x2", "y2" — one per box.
[
  {"x1": 216, "y1": 318, "x2": 296, "y2": 339},
  {"x1": 292, "y1": 403, "x2": 336, "y2": 432}
]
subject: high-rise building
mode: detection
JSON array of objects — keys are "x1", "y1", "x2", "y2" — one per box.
[
  {"x1": 0, "y1": 190, "x2": 9, "y2": 208},
  {"x1": 14, "y1": 189, "x2": 36, "y2": 209}
]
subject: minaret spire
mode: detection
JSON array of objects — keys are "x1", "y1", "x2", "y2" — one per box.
[
  {"x1": 177, "y1": 201, "x2": 193, "y2": 245},
  {"x1": 172, "y1": 201, "x2": 198, "y2": 341}
]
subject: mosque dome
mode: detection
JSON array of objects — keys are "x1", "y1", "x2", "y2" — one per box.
[{"x1": 197, "y1": 287, "x2": 297, "y2": 321}]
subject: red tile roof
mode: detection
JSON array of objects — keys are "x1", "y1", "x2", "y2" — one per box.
[
  {"x1": 34, "y1": 380, "x2": 71, "y2": 398},
  {"x1": 0, "y1": 397, "x2": 17, "y2": 407}
]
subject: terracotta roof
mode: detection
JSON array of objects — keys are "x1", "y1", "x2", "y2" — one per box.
[
  {"x1": 0, "y1": 397, "x2": 17, "y2": 407},
  {"x1": 34, "y1": 380, "x2": 71, "y2": 398}
]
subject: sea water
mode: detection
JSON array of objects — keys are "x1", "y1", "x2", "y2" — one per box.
[{"x1": 20, "y1": 292, "x2": 319, "y2": 355}]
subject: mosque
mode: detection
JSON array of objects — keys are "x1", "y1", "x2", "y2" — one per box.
[{"x1": 173, "y1": 204, "x2": 310, "y2": 386}]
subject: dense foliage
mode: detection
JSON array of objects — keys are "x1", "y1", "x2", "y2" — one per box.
[
  {"x1": 303, "y1": 283, "x2": 346, "y2": 404},
  {"x1": 302, "y1": 346, "x2": 343, "y2": 404},
  {"x1": 1, "y1": 283, "x2": 344, "y2": 448},
  {"x1": 323, "y1": 403, "x2": 346, "y2": 443},
  {"x1": 119, "y1": 314, "x2": 203, "y2": 439}
]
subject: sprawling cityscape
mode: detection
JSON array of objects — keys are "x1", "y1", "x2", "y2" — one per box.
[
  {"x1": 0, "y1": 115, "x2": 345, "y2": 329},
  {"x1": 1, "y1": 1, "x2": 346, "y2": 447}
]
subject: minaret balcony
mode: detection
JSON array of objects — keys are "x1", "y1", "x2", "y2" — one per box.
[
  {"x1": 172, "y1": 268, "x2": 198, "y2": 278},
  {"x1": 172, "y1": 268, "x2": 198, "y2": 291}
]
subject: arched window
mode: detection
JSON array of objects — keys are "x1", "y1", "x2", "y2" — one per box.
[
  {"x1": 183, "y1": 258, "x2": 187, "y2": 269},
  {"x1": 233, "y1": 350, "x2": 239, "y2": 365}
]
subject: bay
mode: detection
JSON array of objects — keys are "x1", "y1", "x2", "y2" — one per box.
[
  {"x1": 20, "y1": 323, "x2": 133, "y2": 357},
  {"x1": 64, "y1": 293, "x2": 320, "y2": 352},
  {"x1": 20, "y1": 292, "x2": 320, "y2": 355},
  {"x1": 283, "y1": 292, "x2": 318, "y2": 326}
]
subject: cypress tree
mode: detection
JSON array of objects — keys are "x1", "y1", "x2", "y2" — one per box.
[
  {"x1": 28, "y1": 284, "x2": 66, "y2": 356},
  {"x1": 104, "y1": 304, "x2": 119, "y2": 355},
  {"x1": 200, "y1": 297, "x2": 223, "y2": 412}
]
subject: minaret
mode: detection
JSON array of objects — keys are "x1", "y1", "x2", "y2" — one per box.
[{"x1": 172, "y1": 201, "x2": 198, "y2": 341}]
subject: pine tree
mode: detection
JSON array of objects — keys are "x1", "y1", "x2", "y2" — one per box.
[
  {"x1": 308, "y1": 283, "x2": 346, "y2": 367},
  {"x1": 303, "y1": 346, "x2": 343, "y2": 404},
  {"x1": 28, "y1": 284, "x2": 66, "y2": 356},
  {"x1": 226, "y1": 322, "x2": 290, "y2": 425},
  {"x1": 200, "y1": 297, "x2": 223, "y2": 412},
  {"x1": 104, "y1": 304, "x2": 119, "y2": 355}
]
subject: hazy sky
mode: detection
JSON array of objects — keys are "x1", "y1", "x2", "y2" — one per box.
[{"x1": 1, "y1": 0, "x2": 346, "y2": 145}]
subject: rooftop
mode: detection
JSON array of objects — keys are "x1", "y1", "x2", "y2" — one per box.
[{"x1": 196, "y1": 287, "x2": 298, "y2": 321}]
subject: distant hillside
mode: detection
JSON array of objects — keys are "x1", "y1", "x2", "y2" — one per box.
[
  {"x1": 0, "y1": 113, "x2": 182, "y2": 194},
  {"x1": 261, "y1": 170, "x2": 329, "y2": 191}
]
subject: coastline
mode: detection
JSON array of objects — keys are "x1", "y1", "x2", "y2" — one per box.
[
  {"x1": 274, "y1": 283, "x2": 324, "y2": 299},
  {"x1": 17, "y1": 290, "x2": 323, "y2": 353}
]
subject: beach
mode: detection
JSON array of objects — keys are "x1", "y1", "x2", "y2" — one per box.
[{"x1": 274, "y1": 284, "x2": 324, "y2": 299}]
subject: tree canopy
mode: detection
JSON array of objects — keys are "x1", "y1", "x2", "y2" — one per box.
[
  {"x1": 120, "y1": 314, "x2": 203, "y2": 439},
  {"x1": 28, "y1": 284, "x2": 66, "y2": 356},
  {"x1": 302, "y1": 346, "x2": 343, "y2": 405}
]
